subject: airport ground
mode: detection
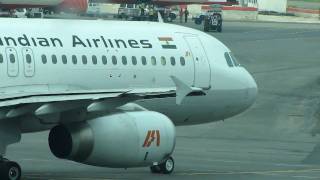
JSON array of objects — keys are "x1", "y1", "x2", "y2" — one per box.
[
  {"x1": 6, "y1": 20, "x2": 320, "y2": 180},
  {"x1": 288, "y1": 0, "x2": 320, "y2": 10}
]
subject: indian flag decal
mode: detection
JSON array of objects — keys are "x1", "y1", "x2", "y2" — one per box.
[{"x1": 158, "y1": 37, "x2": 177, "y2": 49}]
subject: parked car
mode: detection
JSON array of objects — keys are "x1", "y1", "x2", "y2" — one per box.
[
  {"x1": 0, "y1": 9, "x2": 12, "y2": 17},
  {"x1": 14, "y1": 8, "x2": 27, "y2": 18}
]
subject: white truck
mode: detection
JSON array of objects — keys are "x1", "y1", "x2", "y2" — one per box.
[
  {"x1": 86, "y1": 2, "x2": 101, "y2": 17},
  {"x1": 117, "y1": 4, "x2": 141, "y2": 20}
]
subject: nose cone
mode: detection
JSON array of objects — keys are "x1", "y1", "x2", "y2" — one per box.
[{"x1": 245, "y1": 69, "x2": 258, "y2": 107}]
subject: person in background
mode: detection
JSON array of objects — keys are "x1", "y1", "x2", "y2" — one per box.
[
  {"x1": 148, "y1": 7, "x2": 154, "y2": 21},
  {"x1": 140, "y1": 4, "x2": 145, "y2": 16},
  {"x1": 184, "y1": 8, "x2": 189, "y2": 23},
  {"x1": 179, "y1": 8, "x2": 183, "y2": 23}
]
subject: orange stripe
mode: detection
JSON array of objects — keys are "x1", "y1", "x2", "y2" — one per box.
[
  {"x1": 287, "y1": 7, "x2": 320, "y2": 14},
  {"x1": 222, "y1": 6, "x2": 257, "y2": 11},
  {"x1": 143, "y1": 131, "x2": 151, "y2": 147},
  {"x1": 146, "y1": 130, "x2": 155, "y2": 147},
  {"x1": 156, "y1": 130, "x2": 160, "y2": 146}
]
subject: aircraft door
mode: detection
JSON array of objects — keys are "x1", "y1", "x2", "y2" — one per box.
[
  {"x1": 22, "y1": 48, "x2": 35, "y2": 77},
  {"x1": 5, "y1": 48, "x2": 19, "y2": 77},
  {"x1": 184, "y1": 36, "x2": 211, "y2": 89}
]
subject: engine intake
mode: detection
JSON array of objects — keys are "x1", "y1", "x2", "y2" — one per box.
[
  {"x1": 49, "y1": 111, "x2": 176, "y2": 168},
  {"x1": 49, "y1": 122, "x2": 94, "y2": 162}
]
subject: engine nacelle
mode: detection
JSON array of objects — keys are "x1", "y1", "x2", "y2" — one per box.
[{"x1": 49, "y1": 111, "x2": 176, "y2": 168}]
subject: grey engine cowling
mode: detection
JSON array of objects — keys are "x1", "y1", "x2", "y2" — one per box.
[{"x1": 48, "y1": 111, "x2": 176, "y2": 168}]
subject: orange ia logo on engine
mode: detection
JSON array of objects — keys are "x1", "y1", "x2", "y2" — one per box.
[{"x1": 142, "y1": 130, "x2": 160, "y2": 147}]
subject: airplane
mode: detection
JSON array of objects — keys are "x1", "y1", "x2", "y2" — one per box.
[{"x1": 0, "y1": 17, "x2": 257, "y2": 179}]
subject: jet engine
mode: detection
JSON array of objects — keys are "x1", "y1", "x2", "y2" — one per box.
[{"x1": 48, "y1": 111, "x2": 176, "y2": 168}]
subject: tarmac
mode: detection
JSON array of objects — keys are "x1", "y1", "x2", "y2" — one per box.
[
  {"x1": 288, "y1": 0, "x2": 320, "y2": 10},
  {"x1": 257, "y1": 14, "x2": 320, "y2": 24},
  {"x1": 6, "y1": 20, "x2": 320, "y2": 180}
]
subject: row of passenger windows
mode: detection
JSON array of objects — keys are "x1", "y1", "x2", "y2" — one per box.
[
  {"x1": 41, "y1": 55, "x2": 186, "y2": 66},
  {"x1": 0, "y1": 53, "x2": 187, "y2": 67},
  {"x1": 224, "y1": 52, "x2": 240, "y2": 67}
]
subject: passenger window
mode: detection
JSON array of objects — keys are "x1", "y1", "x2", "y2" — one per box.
[
  {"x1": 72, "y1": 55, "x2": 77, "y2": 64},
  {"x1": 92, "y1": 55, "x2": 97, "y2": 65},
  {"x1": 151, "y1": 56, "x2": 156, "y2": 65},
  {"x1": 9, "y1": 54, "x2": 15, "y2": 63},
  {"x1": 122, "y1": 56, "x2": 127, "y2": 65},
  {"x1": 26, "y1": 54, "x2": 32, "y2": 64},
  {"x1": 229, "y1": 52, "x2": 240, "y2": 66},
  {"x1": 42, "y1": 55, "x2": 47, "y2": 64},
  {"x1": 82, "y1": 55, "x2": 87, "y2": 64},
  {"x1": 170, "y1": 57, "x2": 176, "y2": 66},
  {"x1": 141, "y1": 56, "x2": 147, "y2": 65},
  {"x1": 112, "y1": 56, "x2": 117, "y2": 65},
  {"x1": 224, "y1": 52, "x2": 234, "y2": 67},
  {"x1": 161, "y1": 56, "x2": 166, "y2": 65},
  {"x1": 132, "y1": 56, "x2": 137, "y2": 65},
  {"x1": 102, "y1": 55, "x2": 107, "y2": 65},
  {"x1": 52, "y1": 55, "x2": 57, "y2": 64},
  {"x1": 0, "y1": 54, "x2": 3, "y2": 63},
  {"x1": 62, "y1": 55, "x2": 67, "y2": 64},
  {"x1": 180, "y1": 57, "x2": 185, "y2": 66}
]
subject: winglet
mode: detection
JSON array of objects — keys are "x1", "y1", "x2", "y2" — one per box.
[
  {"x1": 158, "y1": 12, "x2": 164, "y2": 23},
  {"x1": 170, "y1": 76, "x2": 205, "y2": 105}
]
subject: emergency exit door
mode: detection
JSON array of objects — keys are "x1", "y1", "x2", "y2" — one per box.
[
  {"x1": 22, "y1": 48, "x2": 35, "y2": 77},
  {"x1": 6, "y1": 48, "x2": 19, "y2": 77},
  {"x1": 184, "y1": 36, "x2": 211, "y2": 89}
]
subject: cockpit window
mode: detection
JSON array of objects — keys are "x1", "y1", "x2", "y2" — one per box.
[
  {"x1": 224, "y1": 52, "x2": 234, "y2": 67},
  {"x1": 229, "y1": 52, "x2": 241, "y2": 66},
  {"x1": 225, "y1": 52, "x2": 241, "y2": 67}
]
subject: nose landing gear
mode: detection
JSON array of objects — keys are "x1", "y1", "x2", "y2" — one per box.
[{"x1": 0, "y1": 158, "x2": 21, "y2": 180}]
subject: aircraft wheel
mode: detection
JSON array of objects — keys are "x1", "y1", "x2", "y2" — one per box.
[
  {"x1": 150, "y1": 156, "x2": 174, "y2": 174},
  {"x1": 0, "y1": 161, "x2": 21, "y2": 180},
  {"x1": 160, "y1": 156, "x2": 174, "y2": 174}
]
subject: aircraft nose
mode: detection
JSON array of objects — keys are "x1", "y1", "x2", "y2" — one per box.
[{"x1": 245, "y1": 69, "x2": 258, "y2": 106}]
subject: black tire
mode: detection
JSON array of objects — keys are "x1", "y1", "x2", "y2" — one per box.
[
  {"x1": 169, "y1": 13, "x2": 176, "y2": 21},
  {"x1": 204, "y1": 19, "x2": 209, "y2": 32},
  {"x1": 150, "y1": 165, "x2": 162, "y2": 173},
  {"x1": 217, "y1": 25, "x2": 222, "y2": 32},
  {"x1": 159, "y1": 157, "x2": 174, "y2": 174},
  {"x1": 0, "y1": 161, "x2": 21, "y2": 180},
  {"x1": 195, "y1": 18, "x2": 202, "y2": 25}
]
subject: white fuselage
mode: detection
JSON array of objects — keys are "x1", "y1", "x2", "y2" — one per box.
[{"x1": 0, "y1": 18, "x2": 257, "y2": 132}]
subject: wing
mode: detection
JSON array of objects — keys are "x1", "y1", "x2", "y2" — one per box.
[{"x1": 0, "y1": 76, "x2": 205, "y2": 120}]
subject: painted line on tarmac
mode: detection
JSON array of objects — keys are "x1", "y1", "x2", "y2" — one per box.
[
  {"x1": 25, "y1": 175, "x2": 115, "y2": 180},
  {"x1": 292, "y1": 175, "x2": 320, "y2": 179},
  {"x1": 176, "y1": 168, "x2": 320, "y2": 176},
  {"x1": 180, "y1": 157, "x2": 312, "y2": 168},
  {"x1": 21, "y1": 158, "x2": 57, "y2": 162}
]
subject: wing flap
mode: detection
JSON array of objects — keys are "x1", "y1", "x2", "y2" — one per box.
[{"x1": 0, "y1": 92, "x2": 124, "y2": 107}]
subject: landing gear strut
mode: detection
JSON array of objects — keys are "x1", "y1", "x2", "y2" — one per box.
[
  {"x1": 150, "y1": 156, "x2": 174, "y2": 174},
  {"x1": 0, "y1": 158, "x2": 21, "y2": 180}
]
